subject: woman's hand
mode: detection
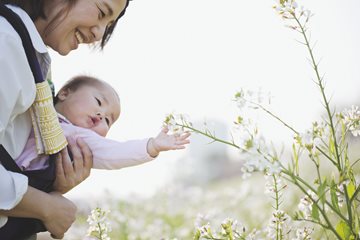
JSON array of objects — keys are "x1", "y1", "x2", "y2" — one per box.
[
  {"x1": 53, "y1": 137, "x2": 93, "y2": 194},
  {"x1": 0, "y1": 187, "x2": 77, "y2": 239},
  {"x1": 41, "y1": 192, "x2": 77, "y2": 239}
]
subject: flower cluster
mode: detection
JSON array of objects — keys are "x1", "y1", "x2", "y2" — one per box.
[
  {"x1": 296, "y1": 190, "x2": 318, "y2": 220},
  {"x1": 241, "y1": 156, "x2": 281, "y2": 179},
  {"x1": 163, "y1": 113, "x2": 191, "y2": 134},
  {"x1": 293, "y1": 227, "x2": 313, "y2": 240},
  {"x1": 264, "y1": 174, "x2": 287, "y2": 195},
  {"x1": 294, "y1": 121, "x2": 327, "y2": 155},
  {"x1": 234, "y1": 88, "x2": 271, "y2": 111},
  {"x1": 194, "y1": 217, "x2": 261, "y2": 240},
  {"x1": 338, "y1": 105, "x2": 360, "y2": 137},
  {"x1": 86, "y1": 207, "x2": 112, "y2": 240},
  {"x1": 273, "y1": 0, "x2": 311, "y2": 20},
  {"x1": 273, "y1": 0, "x2": 312, "y2": 31},
  {"x1": 267, "y1": 210, "x2": 291, "y2": 239}
]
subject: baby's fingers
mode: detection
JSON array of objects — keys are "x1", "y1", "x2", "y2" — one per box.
[{"x1": 179, "y1": 131, "x2": 191, "y2": 140}]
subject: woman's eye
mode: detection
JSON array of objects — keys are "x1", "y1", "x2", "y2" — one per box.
[
  {"x1": 98, "y1": 7, "x2": 105, "y2": 18},
  {"x1": 95, "y1": 97, "x2": 101, "y2": 106}
]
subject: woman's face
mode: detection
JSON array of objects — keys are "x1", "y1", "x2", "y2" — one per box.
[{"x1": 39, "y1": 0, "x2": 127, "y2": 55}]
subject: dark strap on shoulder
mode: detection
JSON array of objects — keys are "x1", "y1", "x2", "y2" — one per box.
[
  {"x1": 0, "y1": 4, "x2": 45, "y2": 170},
  {"x1": 0, "y1": 5, "x2": 54, "y2": 238},
  {"x1": 0, "y1": 145, "x2": 22, "y2": 173},
  {"x1": 0, "y1": 4, "x2": 44, "y2": 83}
]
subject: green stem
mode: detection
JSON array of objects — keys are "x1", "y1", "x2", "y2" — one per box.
[
  {"x1": 296, "y1": 217, "x2": 330, "y2": 230},
  {"x1": 272, "y1": 174, "x2": 280, "y2": 240},
  {"x1": 247, "y1": 100, "x2": 299, "y2": 135},
  {"x1": 177, "y1": 123, "x2": 242, "y2": 150},
  {"x1": 281, "y1": 168, "x2": 348, "y2": 223},
  {"x1": 293, "y1": 14, "x2": 342, "y2": 172},
  {"x1": 248, "y1": 99, "x2": 338, "y2": 167},
  {"x1": 97, "y1": 222, "x2": 103, "y2": 240},
  {"x1": 343, "y1": 184, "x2": 353, "y2": 229},
  {"x1": 350, "y1": 158, "x2": 360, "y2": 168},
  {"x1": 315, "y1": 146, "x2": 338, "y2": 167},
  {"x1": 284, "y1": 170, "x2": 342, "y2": 239},
  {"x1": 350, "y1": 185, "x2": 360, "y2": 203}
]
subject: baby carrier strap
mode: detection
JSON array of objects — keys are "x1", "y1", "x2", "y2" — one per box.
[
  {"x1": 0, "y1": 4, "x2": 44, "y2": 83},
  {"x1": 0, "y1": 4, "x2": 56, "y2": 240}
]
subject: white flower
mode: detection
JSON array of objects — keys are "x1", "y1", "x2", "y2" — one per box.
[
  {"x1": 298, "y1": 190, "x2": 317, "y2": 219},
  {"x1": 194, "y1": 213, "x2": 210, "y2": 228},
  {"x1": 198, "y1": 223, "x2": 212, "y2": 238},
  {"x1": 292, "y1": 227, "x2": 313, "y2": 240},
  {"x1": 264, "y1": 174, "x2": 285, "y2": 194},
  {"x1": 267, "y1": 161, "x2": 281, "y2": 175},
  {"x1": 273, "y1": 0, "x2": 312, "y2": 25},
  {"x1": 163, "y1": 113, "x2": 191, "y2": 134},
  {"x1": 341, "y1": 105, "x2": 360, "y2": 136},
  {"x1": 87, "y1": 208, "x2": 112, "y2": 240},
  {"x1": 234, "y1": 89, "x2": 247, "y2": 109},
  {"x1": 267, "y1": 210, "x2": 291, "y2": 239},
  {"x1": 296, "y1": 125, "x2": 323, "y2": 154}
]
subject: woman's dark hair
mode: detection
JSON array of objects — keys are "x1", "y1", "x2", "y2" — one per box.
[
  {"x1": 101, "y1": 0, "x2": 130, "y2": 48},
  {"x1": 0, "y1": 0, "x2": 131, "y2": 48},
  {"x1": 0, "y1": 0, "x2": 46, "y2": 20}
]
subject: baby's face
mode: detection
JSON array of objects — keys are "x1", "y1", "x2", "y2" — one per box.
[{"x1": 56, "y1": 84, "x2": 120, "y2": 136}]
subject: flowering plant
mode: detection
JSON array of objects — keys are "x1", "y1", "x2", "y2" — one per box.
[
  {"x1": 86, "y1": 207, "x2": 112, "y2": 240},
  {"x1": 164, "y1": 0, "x2": 360, "y2": 239}
]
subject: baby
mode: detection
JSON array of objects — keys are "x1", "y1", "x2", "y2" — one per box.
[{"x1": 16, "y1": 75, "x2": 191, "y2": 172}]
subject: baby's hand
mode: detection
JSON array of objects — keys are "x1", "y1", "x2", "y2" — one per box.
[{"x1": 147, "y1": 127, "x2": 191, "y2": 157}]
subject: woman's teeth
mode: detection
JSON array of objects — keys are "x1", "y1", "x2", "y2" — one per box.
[{"x1": 75, "y1": 31, "x2": 84, "y2": 44}]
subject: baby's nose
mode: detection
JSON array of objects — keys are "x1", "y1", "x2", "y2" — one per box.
[{"x1": 96, "y1": 112, "x2": 103, "y2": 119}]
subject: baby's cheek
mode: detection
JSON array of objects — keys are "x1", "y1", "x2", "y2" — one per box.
[{"x1": 93, "y1": 125, "x2": 108, "y2": 137}]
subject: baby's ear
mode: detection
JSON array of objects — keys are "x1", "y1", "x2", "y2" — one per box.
[{"x1": 57, "y1": 88, "x2": 70, "y2": 101}]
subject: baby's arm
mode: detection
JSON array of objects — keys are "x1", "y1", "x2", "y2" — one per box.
[
  {"x1": 146, "y1": 127, "x2": 191, "y2": 157},
  {"x1": 70, "y1": 126, "x2": 190, "y2": 170},
  {"x1": 69, "y1": 125, "x2": 190, "y2": 170}
]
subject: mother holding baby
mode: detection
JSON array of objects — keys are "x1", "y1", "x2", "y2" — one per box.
[{"x1": 0, "y1": 0, "x2": 130, "y2": 239}]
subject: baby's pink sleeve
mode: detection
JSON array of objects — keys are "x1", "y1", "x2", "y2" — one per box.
[{"x1": 63, "y1": 125, "x2": 155, "y2": 170}]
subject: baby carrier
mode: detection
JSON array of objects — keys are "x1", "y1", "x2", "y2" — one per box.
[{"x1": 0, "y1": 4, "x2": 57, "y2": 240}]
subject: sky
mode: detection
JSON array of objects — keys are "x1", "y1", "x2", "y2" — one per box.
[{"x1": 49, "y1": 0, "x2": 360, "y2": 200}]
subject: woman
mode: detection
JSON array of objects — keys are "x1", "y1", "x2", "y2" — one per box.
[{"x1": 0, "y1": 0, "x2": 129, "y2": 239}]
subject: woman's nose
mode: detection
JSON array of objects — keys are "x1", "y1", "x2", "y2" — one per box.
[{"x1": 91, "y1": 23, "x2": 107, "y2": 42}]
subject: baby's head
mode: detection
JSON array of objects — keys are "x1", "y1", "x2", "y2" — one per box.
[{"x1": 54, "y1": 75, "x2": 121, "y2": 137}]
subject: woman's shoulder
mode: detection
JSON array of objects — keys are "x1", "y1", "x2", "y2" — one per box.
[
  {"x1": 0, "y1": 8, "x2": 23, "y2": 44},
  {"x1": 0, "y1": 5, "x2": 45, "y2": 53}
]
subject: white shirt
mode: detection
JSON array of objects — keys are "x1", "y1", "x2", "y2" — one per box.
[{"x1": 0, "y1": 4, "x2": 49, "y2": 227}]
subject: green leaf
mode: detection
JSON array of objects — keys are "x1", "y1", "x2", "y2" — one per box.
[
  {"x1": 292, "y1": 144, "x2": 299, "y2": 174},
  {"x1": 193, "y1": 229, "x2": 201, "y2": 240},
  {"x1": 347, "y1": 181, "x2": 356, "y2": 199},
  {"x1": 318, "y1": 179, "x2": 327, "y2": 205},
  {"x1": 329, "y1": 137, "x2": 335, "y2": 158},
  {"x1": 330, "y1": 181, "x2": 340, "y2": 213},
  {"x1": 311, "y1": 203, "x2": 320, "y2": 221},
  {"x1": 336, "y1": 220, "x2": 351, "y2": 240}
]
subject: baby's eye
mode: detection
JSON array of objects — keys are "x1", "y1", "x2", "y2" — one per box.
[
  {"x1": 95, "y1": 97, "x2": 101, "y2": 106},
  {"x1": 105, "y1": 118, "x2": 110, "y2": 126}
]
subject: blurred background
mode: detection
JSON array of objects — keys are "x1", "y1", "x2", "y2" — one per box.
[
  {"x1": 48, "y1": 0, "x2": 360, "y2": 201},
  {"x1": 35, "y1": 0, "x2": 360, "y2": 239}
]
